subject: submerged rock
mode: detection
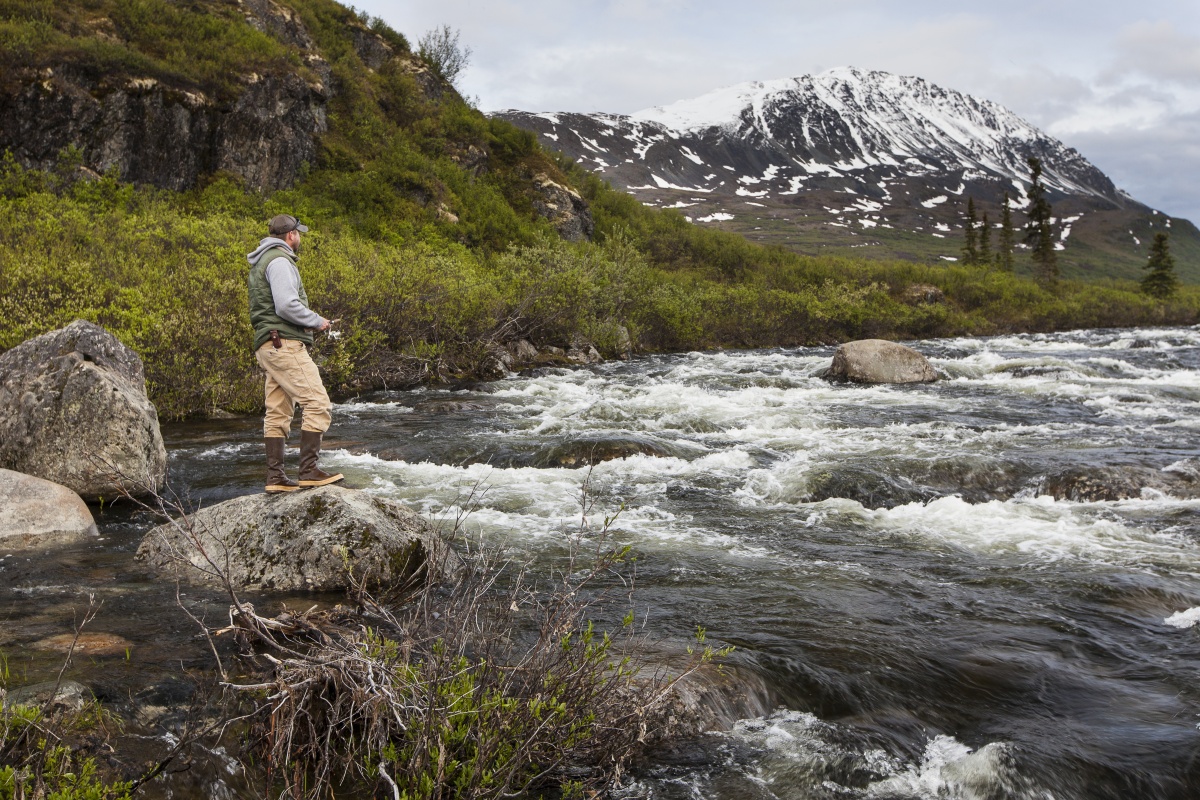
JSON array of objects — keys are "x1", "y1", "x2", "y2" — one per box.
[
  {"x1": 1041, "y1": 465, "x2": 1200, "y2": 502},
  {"x1": 0, "y1": 468, "x2": 98, "y2": 550},
  {"x1": 825, "y1": 339, "x2": 938, "y2": 385},
  {"x1": 536, "y1": 434, "x2": 678, "y2": 468},
  {"x1": 34, "y1": 632, "x2": 134, "y2": 657},
  {"x1": 136, "y1": 485, "x2": 453, "y2": 592},
  {"x1": 0, "y1": 321, "x2": 167, "y2": 501}
]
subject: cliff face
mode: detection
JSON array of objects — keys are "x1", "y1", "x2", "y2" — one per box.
[
  {"x1": 0, "y1": 0, "x2": 424, "y2": 193},
  {"x1": 2, "y1": 69, "x2": 326, "y2": 191},
  {"x1": 0, "y1": 0, "x2": 592, "y2": 240}
]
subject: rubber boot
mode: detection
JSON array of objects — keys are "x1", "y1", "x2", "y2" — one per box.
[
  {"x1": 265, "y1": 437, "x2": 299, "y2": 493},
  {"x1": 298, "y1": 430, "x2": 344, "y2": 487}
]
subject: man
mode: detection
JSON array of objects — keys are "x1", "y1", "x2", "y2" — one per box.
[{"x1": 246, "y1": 214, "x2": 343, "y2": 493}]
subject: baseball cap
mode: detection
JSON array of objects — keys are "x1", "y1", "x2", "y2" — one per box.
[{"x1": 268, "y1": 214, "x2": 310, "y2": 236}]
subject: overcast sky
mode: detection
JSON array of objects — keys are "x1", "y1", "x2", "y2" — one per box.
[{"x1": 354, "y1": 1, "x2": 1200, "y2": 223}]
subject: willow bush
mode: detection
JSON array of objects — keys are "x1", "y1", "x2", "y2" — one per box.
[{"x1": 2, "y1": 156, "x2": 1198, "y2": 419}]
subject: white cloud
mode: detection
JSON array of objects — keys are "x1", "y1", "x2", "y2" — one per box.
[{"x1": 353, "y1": 0, "x2": 1200, "y2": 221}]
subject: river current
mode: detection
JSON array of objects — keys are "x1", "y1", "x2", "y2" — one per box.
[{"x1": 5, "y1": 327, "x2": 1200, "y2": 798}]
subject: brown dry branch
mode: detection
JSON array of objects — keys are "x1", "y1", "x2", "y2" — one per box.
[{"x1": 107, "y1": 460, "x2": 729, "y2": 799}]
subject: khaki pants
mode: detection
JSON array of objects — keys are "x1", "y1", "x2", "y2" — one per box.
[{"x1": 255, "y1": 339, "x2": 332, "y2": 438}]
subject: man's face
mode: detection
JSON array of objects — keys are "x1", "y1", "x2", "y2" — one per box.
[{"x1": 285, "y1": 229, "x2": 302, "y2": 254}]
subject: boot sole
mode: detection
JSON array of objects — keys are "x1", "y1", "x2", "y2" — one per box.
[
  {"x1": 299, "y1": 474, "x2": 344, "y2": 487},
  {"x1": 266, "y1": 485, "x2": 300, "y2": 493}
]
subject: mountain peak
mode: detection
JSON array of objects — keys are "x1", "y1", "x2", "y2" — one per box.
[{"x1": 492, "y1": 67, "x2": 1190, "y2": 281}]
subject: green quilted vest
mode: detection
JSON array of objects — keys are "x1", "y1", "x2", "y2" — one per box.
[{"x1": 248, "y1": 247, "x2": 314, "y2": 352}]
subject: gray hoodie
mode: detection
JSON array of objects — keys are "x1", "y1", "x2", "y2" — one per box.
[{"x1": 246, "y1": 237, "x2": 326, "y2": 330}]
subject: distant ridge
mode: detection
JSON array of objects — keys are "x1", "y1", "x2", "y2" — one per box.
[{"x1": 496, "y1": 67, "x2": 1198, "y2": 281}]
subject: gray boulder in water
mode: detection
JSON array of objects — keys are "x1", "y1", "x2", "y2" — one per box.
[
  {"x1": 137, "y1": 485, "x2": 453, "y2": 592},
  {"x1": 0, "y1": 321, "x2": 167, "y2": 501},
  {"x1": 0, "y1": 468, "x2": 98, "y2": 550},
  {"x1": 825, "y1": 339, "x2": 938, "y2": 384}
]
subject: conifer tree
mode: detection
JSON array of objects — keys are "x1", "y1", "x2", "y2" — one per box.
[
  {"x1": 1140, "y1": 232, "x2": 1179, "y2": 299},
  {"x1": 998, "y1": 193, "x2": 1015, "y2": 272},
  {"x1": 979, "y1": 211, "x2": 991, "y2": 268},
  {"x1": 961, "y1": 197, "x2": 979, "y2": 265},
  {"x1": 1024, "y1": 157, "x2": 1058, "y2": 287}
]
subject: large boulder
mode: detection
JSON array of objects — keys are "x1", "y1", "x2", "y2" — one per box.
[
  {"x1": 137, "y1": 486, "x2": 453, "y2": 592},
  {"x1": 825, "y1": 339, "x2": 938, "y2": 384},
  {"x1": 0, "y1": 321, "x2": 167, "y2": 501},
  {"x1": 0, "y1": 469, "x2": 98, "y2": 550}
]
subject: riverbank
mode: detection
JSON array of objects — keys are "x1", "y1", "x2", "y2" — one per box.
[
  {"x1": 3, "y1": 167, "x2": 1197, "y2": 420},
  {"x1": 6, "y1": 326, "x2": 1200, "y2": 798}
]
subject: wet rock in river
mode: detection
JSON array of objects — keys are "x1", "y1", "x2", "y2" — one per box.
[
  {"x1": 136, "y1": 485, "x2": 455, "y2": 592},
  {"x1": 1041, "y1": 465, "x2": 1200, "y2": 502},
  {"x1": 536, "y1": 434, "x2": 677, "y2": 468},
  {"x1": 824, "y1": 339, "x2": 938, "y2": 385},
  {"x1": 803, "y1": 467, "x2": 940, "y2": 509},
  {"x1": 0, "y1": 320, "x2": 167, "y2": 501},
  {"x1": 0, "y1": 468, "x2": 98, "y2": 550}
]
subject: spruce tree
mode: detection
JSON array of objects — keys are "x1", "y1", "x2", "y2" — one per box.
[
  {"x1": 1140, "y1": 232, "x2": 1179, "y2": 299},
  {"x1": 1024, "y1": 157, "x2": 1058, "y2": 287},
  {"x1": 961, "y1": 197, "x2": 979, "y2": 265},
  {"x1": 998, "y1": 193, "x2": 1015, "y2": 271},
  {"x1": 979, "y1": 212, "x2": 991, "y2": 268}
]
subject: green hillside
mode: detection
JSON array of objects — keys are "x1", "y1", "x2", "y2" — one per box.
[{"x1": 1, "y1": 0, "x2": 1198, "y2": 419}]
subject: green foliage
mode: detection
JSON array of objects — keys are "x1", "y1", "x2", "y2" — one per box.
[
  {"x1": 961, "y1": 196, "x2": 978, "y2": 265},
  {"x1": 1, "y1": 702, "x2": 132, "y2": 800},
  {"x1": 0, "y1": 0, "x2": 298, "y2": 100},
  {"x1": 1024, "y1": 157, "x2": 1059, "y2": 288},
  {"x1": 1141, "y1": 231, "x2": 1179, "y2": 300},
  {"x1": 998, "y1": 192, "x2": 1015, "y2": 272},
  {"x1": 417, "y1": 24, "x2": 471, "y2": 86}
]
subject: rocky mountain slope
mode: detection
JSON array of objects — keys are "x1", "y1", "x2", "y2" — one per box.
[
  {"x1": 0, "y1": 0, "x2": 591, "y2": 240},
  {"x1": 496, "y1": 67, "x2": 1198, "y2": 281}
]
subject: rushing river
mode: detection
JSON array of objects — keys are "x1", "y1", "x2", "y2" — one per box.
[{"x1": 5, "y1": 326, "x2": 1200, "y2": 799}]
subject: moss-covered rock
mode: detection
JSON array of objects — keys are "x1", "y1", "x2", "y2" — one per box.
[{"x1": 136, "y1": 485, "x2": 454, "y2": 592}]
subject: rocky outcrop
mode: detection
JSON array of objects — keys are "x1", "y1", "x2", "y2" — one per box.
[
  {"x1": 0, "y1": 68, "x2": 326, "y2": 192},
  {"x1": 0, "y1": 469, "x2": 98, "y2": 550},
  {"x1": 824, "y1": 339, "x2": 938, "y2": 384},
  {"x1": 902, "y1": 283, "x2": 945, "y2": 305},
  {"x1": 137, "y1": 485, "x2": 454, "y2": 592},
  {"x1": 241, "y1": 0, "x2": 315, "y2": 50},
  {"x1": 531, "y1": 172, "x2": 594, "y2": 241},
  {"x1": 0, "y1": 321, "x2": 167, "y2": 501}
]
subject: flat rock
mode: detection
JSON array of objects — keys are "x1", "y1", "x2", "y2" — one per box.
[
  {"x1": 825, "y1": 339, "x2": 938, "y2": 384},
  {"x1": 136, "y1": 485, "x2": 453, "y2": 592},
  {"x1": 34, "y1": 632, "x2": 133, "y2": 657},
  {"x1": 0, "y1": 320, "x2": 167, "y2": 501},
  {"x1": 0, "y1": 468, "x2": 98, "y2": 550}
]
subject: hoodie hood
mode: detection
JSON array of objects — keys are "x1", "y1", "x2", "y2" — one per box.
[{"x1": 247, "y1": 237, "x2": 294, "y2": 267}]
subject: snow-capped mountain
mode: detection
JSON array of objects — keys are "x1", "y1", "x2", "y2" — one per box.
[{"x1": 495, "y1": 67, "x2": 1193, "y2": 278}]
